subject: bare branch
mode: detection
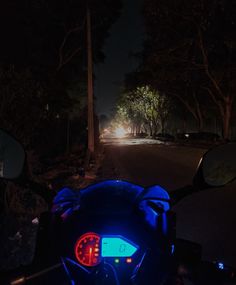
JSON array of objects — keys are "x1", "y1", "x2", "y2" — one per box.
[
  {"x1": 57, "y1": 18, "x2": 86, "y2": 71},
  {"x1": 168, "y1": 91, "x2": 198, "y2": 121},
  {"x1": 57, "y1": 46, "x2": 82, "y2": 71},
  {"x1": 169, "y1": 9, "x2": 227, "y2": 102},
  {"x1": 203, "y1": 87, "x2": 224, "y2": 117},
  {"x1": 197, "y1": 28, "x2": 225, "y2": 99}
]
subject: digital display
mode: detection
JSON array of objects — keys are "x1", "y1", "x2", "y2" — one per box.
[{"x1": 101, "y1": 236, "x2": 139, "y2": 257}]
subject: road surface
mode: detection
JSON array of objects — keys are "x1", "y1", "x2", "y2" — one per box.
[{"x1": 100, "y1": 137, "x2": 236, "y2": 268}]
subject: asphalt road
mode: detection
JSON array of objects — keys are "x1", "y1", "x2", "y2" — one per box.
[{"x1": 100, "y1": 137, "x2": 236, "y2": 268}]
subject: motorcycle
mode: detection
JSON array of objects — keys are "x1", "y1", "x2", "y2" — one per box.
[{"x1": 0, "y1": 129, "x2": 236, "y2": 285}]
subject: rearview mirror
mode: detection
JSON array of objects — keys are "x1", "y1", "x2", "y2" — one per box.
[
  {"x1": 0, "y1": 130, "x2": 25, "y2": 179},
  {"x1": 197, "y1": 143, "x2": 236, "y2": 187},
  {"x1": 171, "y1": 142, "x2": 236, "y2": 204}
]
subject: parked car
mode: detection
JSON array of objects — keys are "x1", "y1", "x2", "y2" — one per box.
[
  {"x1": 155, "y1": 133, "x2": 175, "y2": 142},
  {"x1": 176, "y1": 132, "x2": 221, "y2": 142}
]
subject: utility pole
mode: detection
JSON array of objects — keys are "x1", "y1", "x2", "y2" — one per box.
[{"x1": 87, "y1": 5, "x2": 95, "y2": 155}]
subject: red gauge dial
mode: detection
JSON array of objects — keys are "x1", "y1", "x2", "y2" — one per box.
[{"x1": 75, "y1": 232, "x2": 101, "y2": 267}]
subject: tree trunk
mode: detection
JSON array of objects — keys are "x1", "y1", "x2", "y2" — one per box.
[
  {"x1": 193, "y1": 91, "x2": 204, "y2": 132},
  {"x1": 222, "y1": 97, "x2": 233, "y2": 140},
  {"x1": 148, "y1": 122, "x2": 153, "y2": 137},
  {"x1": 174, "y1": 93, "x2": 204, "y2": 133},
  {"x1": 160, "y1": 117, "x2": 166, "y2": 134},
  {"x1": 182, "y1": 117, "x2": 187, "y2": 133},
  {"x1": 136, "y1": 124, "x2": 141, "y2": 135},
  {"x1": 197, "y1": 113, "x2": 204, "y2": 132},
  {"x1": 131, "y1": 124, "x2": 134, "y2": 136},
  {"x1": 153, "y1": 121, "x2": 159, "y2": 136}
]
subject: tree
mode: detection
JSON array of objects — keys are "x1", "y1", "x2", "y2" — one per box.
[
  {"x1": 0, "y1": 66, "x2": 46, "y2": 146},
  {"x1": 0, "y1": 0, "x2": 122, "y2": 71},
  {"x1": 0, "y1": 0, "x2": 122, "y2": 110},
  {"x1": 113, "y1": 94, "x2": 141, "y2": 135},
  {"x1": 114, "y1": 86, "x2": 172, "y2": 137},
  {"x1": 139, "y1": 0, "x2": 236, "y2": 139},
  {"x1": 155, "y1": 94, "x2": 172, "y2": 134},
  {"x1": 0, "y1": 0, "x2": 123, "y2": 149}
]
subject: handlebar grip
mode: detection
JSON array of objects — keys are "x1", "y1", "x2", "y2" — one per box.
[
  {"x1": 10, "y1": 277, "x2": 26, "y2": 285},
  {"x1": 9, "y1": 264, "x2": 62, "y2": 285}
]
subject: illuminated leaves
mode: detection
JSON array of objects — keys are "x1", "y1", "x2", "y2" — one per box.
[{"x1": 114, "y1": 86, "x2": 172, "y2": 135}]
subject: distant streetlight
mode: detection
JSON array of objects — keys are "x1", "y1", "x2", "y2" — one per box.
[{"x1": 114, "y1": 127, "x2": 127, "y2": 138}]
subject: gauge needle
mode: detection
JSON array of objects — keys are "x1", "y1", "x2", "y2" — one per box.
[{"x1": 89, "y1": 247, "x2": 93, "y2": 265}]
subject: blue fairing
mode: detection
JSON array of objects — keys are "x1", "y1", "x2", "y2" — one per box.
[
  {"x1": 141, "y1": 185, "x2": 170, "y2": 211},
  {"x1": 52, "y1": 187, "x2": 80, "y2": 215},
  {"x1": 81, "y1": 180, "x2": 144, "y2": 199},
  {"x1": 139, "y1": 185, "x2": 170, "y2": 229},
  {"x1": 53, "y1": 180, "x2": 170, "y2": 228},
  {"x1": 79, "y1": 180, "x2": 144, "y2": 213}
]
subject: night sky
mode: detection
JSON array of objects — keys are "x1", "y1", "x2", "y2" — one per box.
[{"x1": 95, "y1": 0, "x2": 144, "y2": 116}]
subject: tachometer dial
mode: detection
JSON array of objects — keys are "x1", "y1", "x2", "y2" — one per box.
[{"x1": 75, "y1": 232, "x2": 101, "y2": 267}]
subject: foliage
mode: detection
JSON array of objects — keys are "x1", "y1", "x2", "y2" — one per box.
[
  {"x1": 133, "y1": 0, "x2": 236, "y2": 138},
  {"x1": 114, "y1": 86, "x2": 172, "y2": 136},
  {"x1": 0, "y1": 0, "x2": 122, "y2": 72},
  {"x1": 0, "y1": 1, "x2": 123, "y2": 271},
  {"x1": 0, "y1": 66, "x2": 47, "y2": 146},
  {"x1": 0, "y1": 0, "x2": 123, "y2": 150}
]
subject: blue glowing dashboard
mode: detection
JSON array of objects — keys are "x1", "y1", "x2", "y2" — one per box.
[{"x1": 74, "y1": 232, "x2": 139, "y2": 267}]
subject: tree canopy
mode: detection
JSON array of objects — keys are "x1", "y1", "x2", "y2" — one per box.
[
  {"x1": 0, "y1": 0, "x2": 122, "y2": 149},
  {"x1": 126, "y1": 0, "x2": 236, "y2": 139},
  {"x1": 113, "y1": 86, "x2": 172, "y2": 136},
  {"x1": 0, "y1": 0, "x2": 122, "y2": 71}
]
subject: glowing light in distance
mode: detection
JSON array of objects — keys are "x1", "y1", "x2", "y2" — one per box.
[{"x1": 114, "y1": 127, "x2": 126, "y2": 138}]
